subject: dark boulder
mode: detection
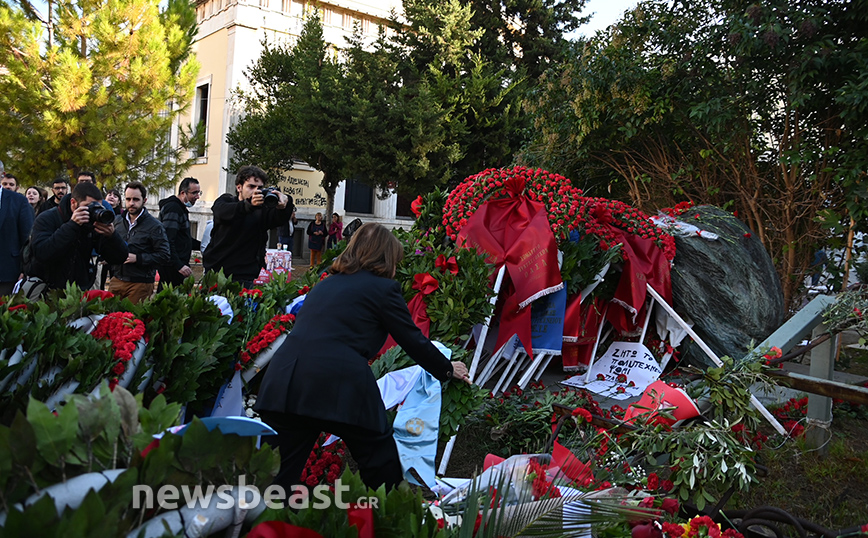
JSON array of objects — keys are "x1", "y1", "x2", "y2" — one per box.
[{"x1": 670, "y1": 205, "x2": 784, "y2": 368}]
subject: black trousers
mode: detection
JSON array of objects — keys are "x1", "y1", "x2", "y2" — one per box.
[
  {"x1": 259, "y1": 411, "x2": 403, "y2": 492},
  {"x1": 158, "y1": 269, "x2": 184, "y2": 291}
]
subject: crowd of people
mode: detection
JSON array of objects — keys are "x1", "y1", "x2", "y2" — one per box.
[
  {"x1": 1, "y1": 160, "x2": 470, "y2": 495},
  {"x1": 0, "y1": 162, "x2": 300, "y2": 301}
]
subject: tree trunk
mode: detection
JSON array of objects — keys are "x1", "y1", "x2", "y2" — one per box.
[{"x1": 317, "y1": 156, "x2": 336, "y2": 222}]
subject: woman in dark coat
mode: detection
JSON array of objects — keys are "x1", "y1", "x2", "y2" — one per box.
[
  {"x1": 255, "y1": 223, "x2": 469, "y2": 492},
  {"x1": 306, "y1": 212, "x2": 328, "y2": 267}
]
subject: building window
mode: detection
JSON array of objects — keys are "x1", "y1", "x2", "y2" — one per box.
[
  {"x1": 395, "y1": 193, "x2": 415, "y2": 219},
  {"x1": 362, "y1": 17, "x2": 370, "y2": 34},
  {"x1": 344, "y1": 179, "x2": 373, "y2": 214},
  {"x1": 193, "y1": 83, "x2": 209, "y2": 159}
]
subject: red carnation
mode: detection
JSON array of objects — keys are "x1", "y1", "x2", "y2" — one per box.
[
  {"x1": 632, "y1": 523, "x2": 663, "y2": 538},
  {"x1": 662, "y1": 522, "x2": 685, "y2": 537},
  {"x1": 638, "y1": 496, "x2": 656, "y2": 508},
  {"x1": 660, "y1": 498, "x2": 679, "y2": 516},
  {"x1": 572, "y1": 408, "x2": 593, "y2": 423}
]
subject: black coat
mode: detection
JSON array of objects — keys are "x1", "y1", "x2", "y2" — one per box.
[
  {"x1": 158, "y1": 195, "x2": 200, "y2": 274},
  {"x1": 254, "y1": 270, "x2": 454, "y2": 433},
  {"x1": 203, "y1": 194, "x2": 293, "y2": 282},
  {"x1": 307, "y1": 221, "x2": 327, "y2": 250},
  {"x1": 111, "y1": 208, "x2": 171, "y2": 283},
  {"x1": 29, "y1": 194, "x2": 128, "y2": 290},
  {"x1": 0, "y1": 189, "x2": 33, "y2": 282}
]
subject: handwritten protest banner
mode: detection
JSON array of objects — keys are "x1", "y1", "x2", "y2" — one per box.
[{"x1": 561, "y1": 341, "x2": 661, "y2": 400}]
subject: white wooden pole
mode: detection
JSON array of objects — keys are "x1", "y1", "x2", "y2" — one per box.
[
  {"x1": 645, "y1": 284, "x2": 786, "y2": 435},
  {"x1": 468, "y1": 265, "x2": 507, "y2": 381},
  {"x1": 639, "y1": 301, "x2": 654, "y2": 343},
  {"x1": 584, "y1": 305, "x2": 610, "y2": 383}
]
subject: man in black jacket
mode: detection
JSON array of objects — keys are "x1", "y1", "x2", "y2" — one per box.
[
  {"x1": 158, "y1": 176, "x2": 201, "y2": 288},
  {"x1": 40, "y1": 176, "x2": 69, "y2": 214},
  {"x1": 108, "y1": 181, "x2": 170, "y2": 303},
  {"x1": 29, "y1": 182, "x2": 128, "y2": 291},
  {"x1": 203, "y1": 165, "x2": 294, "y2": 287}
]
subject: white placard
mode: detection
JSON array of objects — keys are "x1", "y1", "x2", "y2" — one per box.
[{"x1": 562, "y1": 341, "x2": 661, "y2": 400}]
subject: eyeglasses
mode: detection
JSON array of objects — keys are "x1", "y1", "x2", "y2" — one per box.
[{"x1": 53, "y1": 186, "x2": 68, "y2": 192}]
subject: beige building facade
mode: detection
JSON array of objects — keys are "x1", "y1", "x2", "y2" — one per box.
[{"x1": 166, "y1": 0, "x2": 416, "y2": 255}]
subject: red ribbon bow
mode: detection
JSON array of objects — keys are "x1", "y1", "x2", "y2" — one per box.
[
  {"x1": 504, "y1": 175, "x2": 526, "y2": 197},
  {"x1": 379, "y1": 273, "x2": 438, "y2": 355},
  {"x1": 412, "y1": 272, "x2": 439, "y2": 295},
  {"x1": 434, "y1": 254, "x2": 459, "y2": 275},
  {"x1": 410, "y1": 195, "x2": 424, "y2": 218}
]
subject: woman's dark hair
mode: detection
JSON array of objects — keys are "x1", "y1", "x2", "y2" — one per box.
[
  {"x1": 26, "y1": 185, "x2": 47, "y2": 206},
  {"x1": 330, "y1": 223, "x2": 403, "y2": 278},
  {"x1": 105, "y1": 188, "x2": 121, "y2": 208}
]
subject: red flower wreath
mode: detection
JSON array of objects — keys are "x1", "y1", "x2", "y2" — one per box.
[
  {"x1": 578, "y1": 197, "x2": 676, "y2": 261},
  {"x1": 442, "y1": 167, "x2": 675, "y2": 261},
  {"x1": 237, "y1": 313, "x2": 296, "y2": 370},
  {"x1": 300, "y1": 433, "x2": 346, "y2": 486},
  {"x1": 442, "y1": 166, "x2": 583, "y2": 242},
  {"x1": 91, "y1": 312, "x2": 146, "y2": 389}
]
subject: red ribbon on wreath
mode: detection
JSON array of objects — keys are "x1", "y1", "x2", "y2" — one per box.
[
  {"x1": 601, "y1": 221, "x2": 672, "y2": 334},
  {"x1": 457, "y1": 175, "x2": 563, "y2": 355},
  {"x1": 379, "y1": 272, "x2": 439, "y2": 355}
]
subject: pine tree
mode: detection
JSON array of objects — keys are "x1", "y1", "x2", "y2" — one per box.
[{"x1": 0, "y1": 0, "x2": 200, "y2": 189}]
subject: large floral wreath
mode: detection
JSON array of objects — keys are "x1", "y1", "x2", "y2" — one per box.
[{"x1": 442, "y1": 166, "x2": 675, "y2": 261}]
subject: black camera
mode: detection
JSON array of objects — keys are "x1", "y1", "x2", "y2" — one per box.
[
  {"x1": 258, "y1": 187, "x2": 282, "y2": 208},
  {"x1": 87, "y1": 202, "x2": 114, "y2": 224}
]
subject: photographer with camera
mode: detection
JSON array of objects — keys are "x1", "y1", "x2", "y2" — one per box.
[
  {"x1": 203, "y1": 165, "x2": 294, "y2": 287},
  {"x1": 27, "y1": 182, "x2": 128, "y2": 291}
]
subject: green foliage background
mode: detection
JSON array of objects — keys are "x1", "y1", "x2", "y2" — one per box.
[{"x1": 0, "y1": 0, "x2": 202, "y2": 189}]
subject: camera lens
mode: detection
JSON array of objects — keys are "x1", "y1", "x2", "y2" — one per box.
[
  {"x1": 262, "y1": 188, "x2": 280, "y2": 208},
  {"x1": 88, "y1": 202, "x2": 114, "y2": 224}
]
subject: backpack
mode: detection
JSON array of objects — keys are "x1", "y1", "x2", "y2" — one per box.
[
  {"x1": 16, "y1": 237, "x2": 48, "y2": 300},
  {"x1": 343, "y1": 218, "x2": 362, "y2": 239}
]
